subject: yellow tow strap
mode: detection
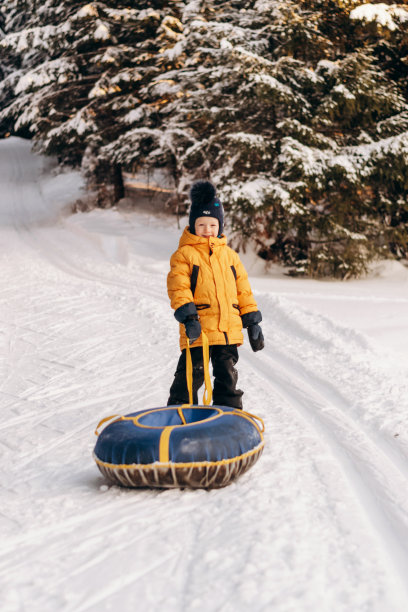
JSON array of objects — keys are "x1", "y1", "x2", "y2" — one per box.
[
  {"x1": 96, "y1": 333, "x2": 214, "y2": 436},
  {"x1": 185, "y1": 331, "x2": 212, "y2": 406}
]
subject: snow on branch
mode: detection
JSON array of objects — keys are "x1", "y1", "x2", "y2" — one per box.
[
  {"x1": 45, "y1": 107, "x2": 97, "y2": 141},
  {"x1": 15, "y1": 59, "x2": 76, "y2": 94},
  {"x1": 350, "y1": 3, "x2": 408, "y2": 31},
  {"x1": 88, "y1": 69, "x2": 142, "y2": 99},
  {"x1": 0, "y1": 23, "x2": 69, "y2": 54},
  {"x1": 222, "y1": 176, "x2": 304, "y2": 215},
  {"x1": 93, "y1": 20, "x2": 110, "y2": 41},
  {"x1": 277, "y1": 131, "x2": 408, "y2": 185},
  {"x1": 160, "y1": 40, "x2": 185, "y2": 62},
  {"x1": 182, "y1": 1, "x2": 203, "y2": 20},
  {"x1": 104, "y1": 8, "x2": 139, "y2": 21},
  {"x1": 5, "y1": 91, "x2": 44, "y2": 131},
  {"x1": 76, "y1": 4, "x2": 99, "y2": 19},
  {"x1": 249, "y1": 73, "x2": 298, "y2": 103},
  {"x1": 377, "y1": 110, "x2": 408, "y2": 136},
  {"x1": 227, "y1": 133, "x2": 267, "y2": 148},
  {"x1": 122, "y1": 107, "x2": 145, "y2": 124}
]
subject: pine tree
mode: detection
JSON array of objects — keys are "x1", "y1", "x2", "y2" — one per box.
[
  {"x1": 0, "y1": 0, "x2": 184, "y2": 205},
  {"x1": 1, "y1": 0, "x2": 407, "y2": 276},
  {"x1": 0, "y1": 7, "x2": 6, "y2": 81},
  {"x1": 114, "y1": 0, "x2": 407, "y2": 278}
]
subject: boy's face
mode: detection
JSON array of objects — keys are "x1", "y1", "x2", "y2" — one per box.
[{"x1": 194, "y1": 216, "x2": 219, "y2": 238}]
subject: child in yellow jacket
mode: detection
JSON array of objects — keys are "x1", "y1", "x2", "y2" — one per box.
[{"x1": 167, "y1": 180, "x2": 264, "y2": 409}]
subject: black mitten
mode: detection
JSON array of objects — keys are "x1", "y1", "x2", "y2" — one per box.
[
  {"x1": 184, "y1": 315, "x2": 201, "y2": 344},
  {"x1": 174, "y1": 303, "x2": 201, "y2": 344},
  {"x1": 247, "y1": 324, "x2": 264, "y2": 352},
  {"x1": 241, "y1": 311, "x2": 264, "y2": 352}
]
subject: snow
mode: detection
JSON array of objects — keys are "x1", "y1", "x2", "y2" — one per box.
[
  {"x1": 228, "y1": 177, "x2": 272, "y2": 208},
  {"x1": 122, "y1": 107, "x2": 145, "y2": 124},
  {"x1": 161, "y1": 39, "x2": 185, "y2": 61},
  {"x1": 183, "y1": 1, "x2": 205, "y2": 20},
  {"x1": 150, "y1": 79, "x2": 180, "y2": 97},
  {"x1": 76, "y1": 4, "x2": 99, "y2": 19},
  {"x1": 252, "y1": 73, "x2": 293, "y2": 96},
  {"x1": 88, "y1": 83, "x2": 120, "y2": 99},
  {"x1": 104, "y1": 8, "x2": 139, "y2": 22},
  {"x1": 2, "y1": 137, "x2": 408, "y2": 611},
  {"x1": 278, "y1": 137, "x2": 329, "y2": 182},
  {"x1": 137, "y1": 9, "x2": 161, "y2": 21},
  {"x1": 317, "y1": 59, "x2": 339, "y2": 76},
  {"x1": 333, "y1": 83, "x2": 356, "y2": 100},
  {"x1": 232, "y1": 46, "x2": 273, "y2": 67},
  {"x1": 91, "y1": 48, "x2": 120, "y2": 65},
  {"x1": 15, "y1": 59, "x2": 74, "y2": 94},
  {"x1": 11, "y1": 92, "x2": 42, "y2": 132},
  {"x1": 220, "y1": 38, "x2": 233, "y2": 50},
  {"x1": 0, "y1": 24, "x2": 63, "y2": 53},
  {"x1": 46, "y1": 108, "x2": 95, "y2": 139},
  {"x1": 277, "y1": 131, "x2": 408, "y2": 184},
  {"x1": 93, "y1": 21, "x2": 110, "y2": 41},
  {"x1": 224, "y1": 177, "x2": 304, "y2": 216},
  {"x1": 350, "y1": 3, "x2": 408, "y2": 31},
  {"x1": 227, "y1": 132, "x2": 265, "y2": 147}
]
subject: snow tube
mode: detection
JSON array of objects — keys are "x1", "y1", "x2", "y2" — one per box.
[{"x1": 93, "y1": 405, "x2": 264, "y2": 489}]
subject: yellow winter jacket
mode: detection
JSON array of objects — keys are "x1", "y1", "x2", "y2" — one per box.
[{"x1": 167, "y1": 227, "x2": 258, "y2": 350}]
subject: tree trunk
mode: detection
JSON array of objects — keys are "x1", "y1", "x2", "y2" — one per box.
[{"x1": 113, "y1": 163, "x2": 124, "y2": 203}]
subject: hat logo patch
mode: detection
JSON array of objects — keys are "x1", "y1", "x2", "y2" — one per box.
[{"x1": 203, "y1": 210, "x2": 210, "y2": 214}]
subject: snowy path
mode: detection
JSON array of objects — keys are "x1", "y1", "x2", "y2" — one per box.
[{"x1": 1, "y1": 138, "x2": 408, "y2": 611}]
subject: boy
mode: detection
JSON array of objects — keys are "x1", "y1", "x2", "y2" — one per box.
[{"x1": 167, "y1": 180, "x2": 264, "y2": 409}]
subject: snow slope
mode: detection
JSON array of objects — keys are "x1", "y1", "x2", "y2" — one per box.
[{"x1": 1, "y1": 137, "x2": 408, "y2": 612}]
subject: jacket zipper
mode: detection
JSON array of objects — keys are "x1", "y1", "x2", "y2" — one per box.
[{"x1": 208, "y1": 237, "x2": 213, "y2": 256}]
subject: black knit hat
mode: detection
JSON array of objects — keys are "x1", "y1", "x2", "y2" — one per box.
[{"x1": 189, "y1": 180, "x2": 224, "y2": 236}]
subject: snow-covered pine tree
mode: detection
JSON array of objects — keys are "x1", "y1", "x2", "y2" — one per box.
[
  {"x1": 348, "y1": 1, "x2": 408, "y2": 262},
  {"x1": 0, "y1": 6, "x2": 5, "y2": 81},
  {"x1": 0, "y1": 0, "x2": 184, "y2": 206},
  {"x1": 108, "y1": 0, "x2": 408, "y2": 278},
  {"x1": 1, "y1": 0, "x2": 407, "y2": 276},
  {"x1": 227, "y1": 0, "x2": 408, "y2": 277},
  {"x1": 0, "y1": 1, "x2": 24, "y2": 134}
]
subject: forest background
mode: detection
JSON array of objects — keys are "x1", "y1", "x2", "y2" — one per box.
[{"x1": 1, "y1": 0, "x2": 408, "y2": 278}]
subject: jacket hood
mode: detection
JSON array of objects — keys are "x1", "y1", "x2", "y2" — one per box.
[{"x1": 179, "y1": 226, "x2": 227, "y2": 249}]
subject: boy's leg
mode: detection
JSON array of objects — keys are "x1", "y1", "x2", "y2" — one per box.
[
  {"x1": 211, "y1": 345, "x2": 244, "y2": 409},
  {"x1": 167, "y1": 347, "x2": 205, "y2": 405}
]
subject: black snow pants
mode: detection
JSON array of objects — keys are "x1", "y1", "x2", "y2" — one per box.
[{"x1": 167, "y1": 344, "x2": 244, "y2": 409}]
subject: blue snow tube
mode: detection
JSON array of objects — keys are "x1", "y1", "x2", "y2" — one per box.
[{"x1": 93, "y1": 405, "x2": 264, "y2": 489}]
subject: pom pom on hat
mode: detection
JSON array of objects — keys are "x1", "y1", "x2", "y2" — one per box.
[
  {"x1": 190, "y1": 180, "x2": 216, "y2": 207},
  {"x1": 189, "y1": 180, "x2": 224, "y2": 235}
]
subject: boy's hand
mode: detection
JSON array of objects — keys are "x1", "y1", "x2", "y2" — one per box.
[
  {"x1": 174, "y1": 303, "x2": 201, "y2": 343},
  {"x1": 241, "y1": 310, "x2": 264, "y2": 352},
  {"x1": 247, "y1": 324, "x2": 264, "y2": 352},
  {"x1": 184, "y1": 315, "x2": 201, "y2": 344}
]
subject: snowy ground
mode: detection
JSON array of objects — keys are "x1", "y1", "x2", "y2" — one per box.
[{"x1": 1, "y1": 137, "x2": 408, "y2": 612}]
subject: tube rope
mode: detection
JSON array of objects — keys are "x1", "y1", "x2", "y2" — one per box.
[{"x1": 186, "y1": 331, "x2": 212, "y2": 406}]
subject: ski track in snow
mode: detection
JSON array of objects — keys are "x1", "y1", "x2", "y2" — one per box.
[
  {"x1": 245, "y1": 340, "x2": 408, "y2": 581},
  {"x1": 1, "y1": 137, "x2": 408, "y2": 611}
]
